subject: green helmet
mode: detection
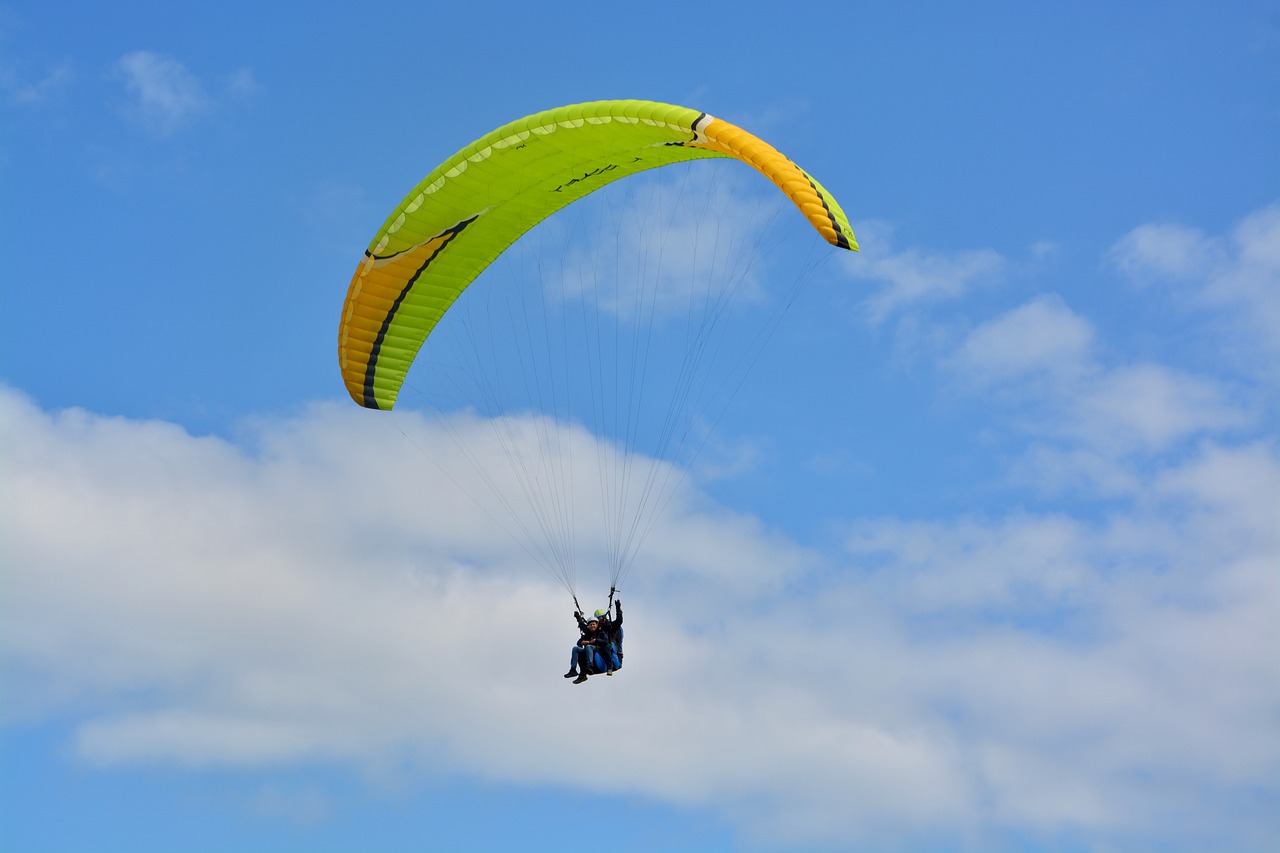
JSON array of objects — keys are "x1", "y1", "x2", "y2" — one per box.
[{"x1": 593, "y1": 609, "x2": 608, "y2": 621}]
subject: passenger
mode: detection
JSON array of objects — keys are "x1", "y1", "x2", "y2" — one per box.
[{"x1": 565, "y1": 614, "x2": 612, "y2": 684}]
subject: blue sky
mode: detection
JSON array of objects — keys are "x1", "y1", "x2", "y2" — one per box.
[{"x1": 2, "y1": 2, "x2": 1278, "y2": 851}]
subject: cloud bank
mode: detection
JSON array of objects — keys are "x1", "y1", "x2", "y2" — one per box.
[{"x1": 1, "y1": 381, "x2": 1274, "y2": 851}]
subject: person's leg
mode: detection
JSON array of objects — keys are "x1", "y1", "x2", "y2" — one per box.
[
  {"x1": 572, "y1": 646, "x2": 592, "y2": 683},
  {"x1": 591, "y1": 648, "x2": 609, "y2": 674}
]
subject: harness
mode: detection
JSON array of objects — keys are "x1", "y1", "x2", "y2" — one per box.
[{"x1": 573, "y1": 587, "x2": 623, "y2": 657}]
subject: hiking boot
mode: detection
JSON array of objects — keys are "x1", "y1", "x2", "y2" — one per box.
[
  {"x1": 563, "y1": 670, "x2": 578, "y2": 679},
  {"x1": 572, "y1": 673, "x2": 588, "y2": 684}
]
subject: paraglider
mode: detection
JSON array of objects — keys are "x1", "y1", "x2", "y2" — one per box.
[
  {"x1": 565, "y1": 595, "x2": 624, "y2": 683},
  {"x1": 338, "y1": 100, "x2": 856, "y2": 676}
]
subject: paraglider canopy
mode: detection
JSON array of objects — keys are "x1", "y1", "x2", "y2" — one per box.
[{"x1": 338, "y1": 99, "x2": 857, "y2": 412}]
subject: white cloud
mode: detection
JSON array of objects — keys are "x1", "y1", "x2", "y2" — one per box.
[
  {"x1": 118, "y1": 50, "x2": 206, "y2": 135},
  {"x1": 949, "y1": 295, "x2": 1249, "y2": 466},
  {"x1": 2, "y1": 386, "x2": 1277, "y2": 851},
  {"x1": 226, "y1": 66, "x2": 259, "y2": 98},
  {"x1": 950, "y1": 294, "x2": 1094, "y2": 388},
  {"x1": 1, "y1": 61, "x2": 72, "y2": 104},
  {"x1": 547, "y1": 167, "x2": 779, "y2": 321},
  {"x1": 842, "y1": 221, "x2": 1007, "y2": 324},
  {"x1": 843, "y1": 440, "x2": 1279, "y2": 839},
  {"x1": 1073, "y1": 363, "x2": 1248, "y2": 450},
  {"x1": 1109, "y1": 222, "x2": 1219, "y2": 281},
  {"x1": 924, "y1": 208, "x2": 1279, "y2": 504},
  {"x1": 1007, "y1": 445, "x2": 1143, "y2": 498},
  {"x1": 115, "y1": 51, "x2": 253, "y2": 136},
  {"x1": 1029, "y1": 240, "x2": 1061, "y2": 261},
  {"x1": 845, "y1": 513, "x2": 1095, "y2": 615},
  {"x1": 1110, "y1": 204, "x2": 1280, "y2": 368}
]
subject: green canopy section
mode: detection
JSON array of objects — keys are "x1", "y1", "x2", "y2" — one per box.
[{"x1": 339, "y1": 99, "x2": 857, "y2": 410}]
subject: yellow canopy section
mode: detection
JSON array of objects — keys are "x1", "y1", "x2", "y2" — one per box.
[{"x1": 338, "y1": 99, "x2": 857, "y2": 410}]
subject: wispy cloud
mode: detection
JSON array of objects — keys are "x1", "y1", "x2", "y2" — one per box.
[
  {"x1": 117, "y1": 50, "x2": 207, "y2": 135},
  {"x1": 546, "y1": 167, "x2": 779, "y2": 321},
  {"x1": 948, "y1": 293, "x2": 1249, "y2": 471},
  {"x1": 1072, "y1": 363, "x2": 1247, "y2": 450},
  {"x1": 843, "y1": 437, "x2": 1279, "y2": 840},
  {"x1": 917, "y1": 205, "x2": 1278, "y2": 504},
  {"x1": 115, "y1": 50, "x2": 257, "y2": 136},
  {"x1": 1110, "y1": 203, "x2": 1280, "y2": 369},
  {"x1": 226, "y1": 66, "x2": 260, "y2": 98},
  {"x1": 841, "y1": 221, "x2": 1007, "y2": 324},
  {"x1": 0, "y1": 61, "x2": 72, "y2": 104},
  {"x1": 951, "y1": 294, "x2": 1094, "y2": 388}
]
